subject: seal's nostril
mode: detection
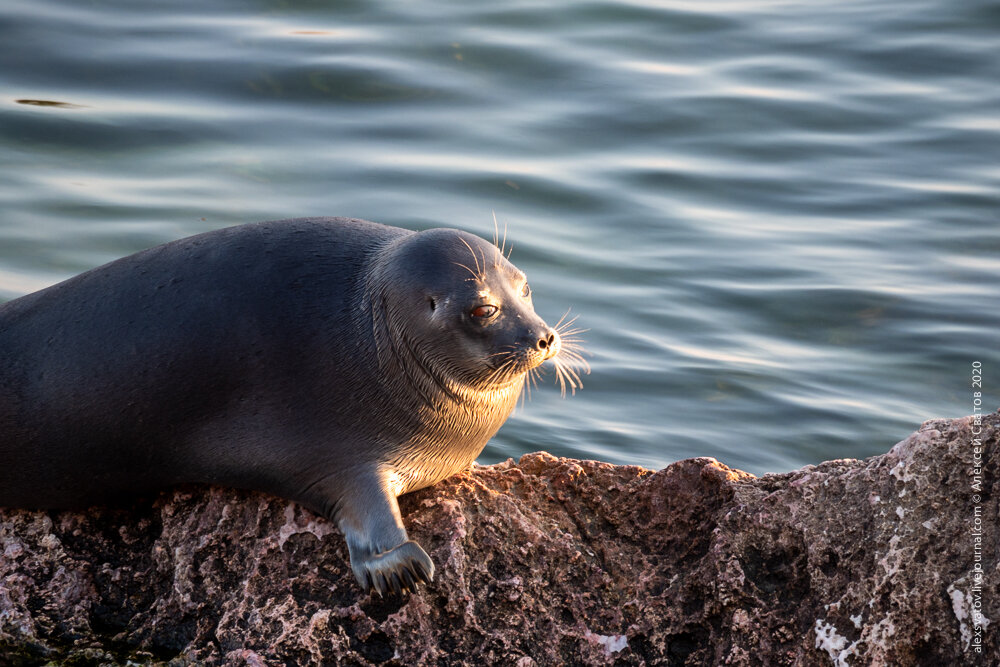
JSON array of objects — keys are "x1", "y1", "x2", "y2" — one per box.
[{"x1": 537, "y1": 337, "x2": 547, "y2": 350}]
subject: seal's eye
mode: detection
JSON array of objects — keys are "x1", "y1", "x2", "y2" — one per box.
[
  {"x1": 471, "y1": 305, "x2": 498, "y2": 319},
  {"x1": 521, "y1": 283, "x2": 531, "y2": 299}
]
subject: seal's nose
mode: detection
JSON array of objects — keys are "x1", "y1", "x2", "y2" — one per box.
[{"x1": 536, "y1": 328, "x2": 560, "y2": 359}]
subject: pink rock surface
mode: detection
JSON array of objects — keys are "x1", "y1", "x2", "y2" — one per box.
[{"x1": 1, "y1": 412, "x2": 997, "y2": 665}]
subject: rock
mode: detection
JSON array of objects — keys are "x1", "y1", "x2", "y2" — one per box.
[{"x1": 1, "y1": 412, "x2": 997, "y2": 666}]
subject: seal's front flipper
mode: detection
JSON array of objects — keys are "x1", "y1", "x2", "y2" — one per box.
[
  {"x1": 330, "y1": 468, "x2": 435, "y2": 595},
  {"x1": 358, "y1": 540, "x2": 434, "y2": 596}
]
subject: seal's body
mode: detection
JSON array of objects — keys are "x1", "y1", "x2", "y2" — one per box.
[{"x1": 0, "y1": 217, "x2": 564, "y2": 595}]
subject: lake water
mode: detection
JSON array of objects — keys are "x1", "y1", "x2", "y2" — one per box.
[{"x1": 1, "y1": 0, "x2": 997, "y2": 475}]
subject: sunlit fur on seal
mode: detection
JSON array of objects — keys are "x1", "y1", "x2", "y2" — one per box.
[{"x1": 0, "y1": 217, "x2": 586, "y2": 596}]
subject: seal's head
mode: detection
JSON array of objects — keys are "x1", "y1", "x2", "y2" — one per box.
[{"x1": 368, "y1": 228, "x2": 580, "y2": 403}]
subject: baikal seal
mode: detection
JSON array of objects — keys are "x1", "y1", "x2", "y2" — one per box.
[{"x1": 0, "y1": 217, "x2": 585, "y2": 595}]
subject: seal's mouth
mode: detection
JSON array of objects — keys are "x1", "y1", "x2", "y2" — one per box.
[
  {"x1": 485, "y1": 346, "x2": 546, "y2": 382},
  {"x1": 483, "y1": 330, "x2": 560, "y2": 382},
  {"x1": 480, "y1": 314, "x2": 589, "y2": 396}
]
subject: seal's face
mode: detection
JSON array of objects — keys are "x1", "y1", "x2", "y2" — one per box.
[{"x1": 382, "y1": 229, "x2": 559, "y2": 391}]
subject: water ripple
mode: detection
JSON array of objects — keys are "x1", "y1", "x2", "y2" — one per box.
[{"x1": 1, "y1": 0, "x2": 998, "y2": 474}]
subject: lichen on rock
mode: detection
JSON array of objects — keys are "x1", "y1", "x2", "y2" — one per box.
[{"x1": 1, "y1": 413, "x2": 997, "y2": 665}]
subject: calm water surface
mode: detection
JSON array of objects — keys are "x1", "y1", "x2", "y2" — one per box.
[{"x1": 2, "y1": 0, "x2": 998, "y2": 474}]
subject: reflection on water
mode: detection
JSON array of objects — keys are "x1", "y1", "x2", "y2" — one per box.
[{"x1": 1, "y1": 0, "x2": 997, "y2": 474}]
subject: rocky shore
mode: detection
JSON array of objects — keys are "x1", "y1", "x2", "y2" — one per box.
[{"x1": 1, "y1": 412, "x2": 997, "y2": 665}]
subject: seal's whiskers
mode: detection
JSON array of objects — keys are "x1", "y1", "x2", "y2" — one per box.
[
  {"x1": 453, "y1": 261, "x2": 481, "y2": 282},
  {"x1": 457, "y1": 237, "x2": 485, "y2": 281},
  {"x1": 491, "y1": 211, "x2": 512, "y2": 260},
  {"x1": 549, "y1": 315, "x2": 591, "y2": 397}
]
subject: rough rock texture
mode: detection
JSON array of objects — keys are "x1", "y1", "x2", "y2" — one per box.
[{"x1": 1, "y1": 412, "x2": 997, "y2": 666}]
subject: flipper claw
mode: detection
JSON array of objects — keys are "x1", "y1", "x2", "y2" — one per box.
[{"x1": 352, "y1": 540, "x2": 435, "y2": 596}]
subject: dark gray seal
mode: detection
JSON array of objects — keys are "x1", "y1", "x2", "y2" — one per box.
[{"x1": 0, "y1": 217, "x2": 583, "y2": 596}]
